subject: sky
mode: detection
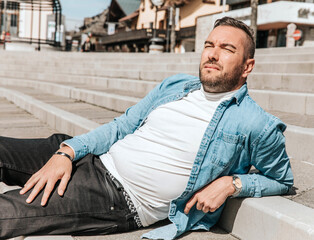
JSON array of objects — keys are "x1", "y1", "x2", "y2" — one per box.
[{"x1": 60, "y1": 0, "x2": 111, "y2": 30}]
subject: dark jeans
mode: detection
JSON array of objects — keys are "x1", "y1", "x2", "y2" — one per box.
[{"x1": 0, "y1": 134, "x2": 138, "y2": 239}]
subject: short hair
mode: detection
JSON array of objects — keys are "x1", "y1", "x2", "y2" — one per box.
[{"x1": 213, "y1": 17, "x2": 255, "y2": 59}]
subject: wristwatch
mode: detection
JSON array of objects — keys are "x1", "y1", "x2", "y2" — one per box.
[{"x1": 232, "y1": 175, "x2": 242, "y2": 197}]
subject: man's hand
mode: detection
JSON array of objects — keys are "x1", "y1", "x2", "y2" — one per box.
[
  {"x1": 19, "y1": 146, "x2": 74, "y2": 206},
  {"x1": 184, "y1": 176, "x2": 235, "y2": 214}
]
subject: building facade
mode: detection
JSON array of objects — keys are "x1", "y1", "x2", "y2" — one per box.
[
  {"x1": 0, "y1": 0, "x2": 63, "y2": 50},
  {"x1": 196, "y1": 1, "x2": 314, "y2": 52},
  {"x1": 98, "y1": 0, "x2": 226, "y2": 52}
]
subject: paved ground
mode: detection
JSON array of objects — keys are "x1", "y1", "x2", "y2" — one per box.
[{"x1": 0, "y1": 97, "x2": 237, "y2": 240}]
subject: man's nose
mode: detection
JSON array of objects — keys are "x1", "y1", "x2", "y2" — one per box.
[{"x1": 207, "y1": 47, "x2": 219, "y2": 62}]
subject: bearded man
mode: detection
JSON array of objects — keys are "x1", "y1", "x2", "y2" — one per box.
[{"x1": 0, "y1": 17, "x2": 293, "y2": 239}]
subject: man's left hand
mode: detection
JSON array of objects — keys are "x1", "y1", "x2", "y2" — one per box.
[{"x1": 184, "y1": 176, "x2": 235, "y2": 214}]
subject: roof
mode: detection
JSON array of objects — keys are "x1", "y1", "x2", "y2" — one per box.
[
  {"x1": 116, "y1": 0, "x2": 141, "y2": 16},
  {"x1": 119, "y1": 9, "x2": 139, "y2": 22}
]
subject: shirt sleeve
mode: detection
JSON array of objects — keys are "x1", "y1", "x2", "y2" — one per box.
[{"x1": 236, "y1": 118, "x2": 294, "y2": 197}]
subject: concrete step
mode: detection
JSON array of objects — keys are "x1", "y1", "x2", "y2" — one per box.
[
  {"x1": 1, "y1": 67, "x2": 313, "y2": 90},
  {"x1": 1, "y1": 76, "x2": 313, "y2": 117},
  {"x1": 0, "y1": 53, "x2": 202, "y2": 65},
  {"x1": 0, "y1": 79, "x2": 141, "y2": 113},
  {"x1": 2, "y1": 59, "x2": 314, "y2": 75},
  {"x1": 2, "y1": 86, "x2": 121, "y2": 125},
  {"x1": 0, "y1": 84, "x2": 313, "y2": 178},
  {"x1": 219, "y1": 196, "x2": 314, "y2": 240},
  {"x1": 1, "y1": 69, "x2": 313, "y2": 96},
  {"x1": 255, "y1": 53, "x2": 314, "y2": 62},
  {"x1": 2, "y1": 48, "x2": 314, "y2": 66},
  {"x1": 0, "y1": 76, "x2": 152, "y2": 96},
  {"x1": 3, "y1": 84, "x2": 314, "y2": 198},
  {"x1": 252, "y1": 62, "x2": 314, "y2": 74},
  {"x1": 256, "y1": 46, "x2": 314, "y2": 54},
  {"x1": 0, "y1": 97, "x2": 56, "y2": 138},
  {"x1": 0, "y1": 62, "x2": 200, "y2": 74},
  {"x1": 247, "y1": 73, "x2": 314, "y2": 93},
  {"x1": 1, "y1": 89, "x2": 313, "y2": 240},
  {"x1": 268, "y1": 110, "x2": 314, "y2": 129},
  {"x1": 0, "y1": 87, "x2": 100, "y2": 136},
  {"x1": 2, "y1": 52, "x2": 314, "y2": 66},
  {"x1": 249, "y1": 89, "x2": 314, "y2": 116},
  {"x1": 5, "y1": 53, "x2": 314, "y2": 68},
  {"x1": 0, "y1": 68, "x2": 191, "y2": 82}
]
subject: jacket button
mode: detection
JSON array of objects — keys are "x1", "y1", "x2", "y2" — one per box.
[{"x1": 170, "y1": 206, "x2": 176, "y2": 215}]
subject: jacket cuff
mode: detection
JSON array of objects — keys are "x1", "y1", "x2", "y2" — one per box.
[
  {"x1": 236, "y1": 174, "x2": 261, "y2": 198},
  {"x1": 62, "y1": 137, "x2": 89, "y2": 161}
]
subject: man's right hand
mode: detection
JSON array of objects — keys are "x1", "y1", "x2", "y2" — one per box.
[{"x1": 19, "y1": 146, "x2": 74, "y2": 206}]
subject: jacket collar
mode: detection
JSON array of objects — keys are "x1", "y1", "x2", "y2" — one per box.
[
  {"x1": 232, "y1": 83, "x2": 248, "y2": 106},
  {"x1": 184, "y1": 80, "x2": 248, "y2": 106}
]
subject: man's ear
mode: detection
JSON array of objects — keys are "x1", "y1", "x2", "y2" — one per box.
[{"x1": 242, "y1": 58, "x2": 255, "y2": 78}]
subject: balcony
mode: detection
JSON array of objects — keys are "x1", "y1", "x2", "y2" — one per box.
[{"x1": 101, "y1": 29, "x2": 167, "y2": 45}]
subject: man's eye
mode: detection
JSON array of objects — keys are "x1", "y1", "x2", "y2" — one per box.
[
  {"x1": 205, "y1": 45, "x2": 213, "y2": 48},
  {"x1": 224, "y1": 48, "x2": 234, "y2": 53}
]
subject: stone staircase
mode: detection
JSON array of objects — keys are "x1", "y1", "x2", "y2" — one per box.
[{"x1": 0, "y1": 47, "x2": 314, "y2": 240}]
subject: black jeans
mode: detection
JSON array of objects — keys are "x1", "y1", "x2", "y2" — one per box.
[{"x1": 0, "y1": 134, "x2": 138, "y2": 239}]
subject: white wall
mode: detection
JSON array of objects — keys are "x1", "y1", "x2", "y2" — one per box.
[{"x1": 19, "y1": 3, "x2": 53, "y2": 40}]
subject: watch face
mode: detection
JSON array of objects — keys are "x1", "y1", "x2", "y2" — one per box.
[
  {"x1": 235, "y1": 178, "x2": 242, "y2": 188},
  {"x1": 151, "y1": 0, "x2": 164, "y2": 6}
]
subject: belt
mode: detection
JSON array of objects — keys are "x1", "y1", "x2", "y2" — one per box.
[{"x1": 107, "y1": 171, "x2": 143, "y2": 228}]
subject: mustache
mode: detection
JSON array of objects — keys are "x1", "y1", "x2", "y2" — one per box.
[{"x1": 201, "y1": 60, "x2": 223, "y2": 70}]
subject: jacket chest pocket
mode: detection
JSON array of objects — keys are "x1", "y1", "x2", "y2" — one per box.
[{"x1": 211, "y1": 130, "x2": 246, "y2": 168}]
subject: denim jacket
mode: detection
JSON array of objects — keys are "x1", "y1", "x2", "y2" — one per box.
[{"x1": 64, "y1": 74, "x2": 294, "y2": 240}]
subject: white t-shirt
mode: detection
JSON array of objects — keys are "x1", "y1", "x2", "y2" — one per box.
[{"x1": 100, "y1": 86, "x2": 237, "y2": 226}]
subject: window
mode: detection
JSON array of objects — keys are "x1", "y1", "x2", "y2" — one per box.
[
  {"x1": 10, "y1": 14, "x2": 17, "y2": 27},
  {"x1": 1, "y1": 1, "x2": 19, "y2": 10},
  {"x1": 159, "y1": 20, "x2": 164, "y2": 30},
  {"x1": 1, "y1": 14, "x2": 4, "y2": 27}
]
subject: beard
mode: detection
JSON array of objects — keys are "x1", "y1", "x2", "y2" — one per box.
[{"x1": 199, "y1": 61, "x2": 244, "y2": 93}]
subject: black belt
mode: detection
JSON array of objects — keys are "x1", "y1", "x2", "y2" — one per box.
[{"x1": 107, "y1": 171, "x2": 143, "y2": 228}]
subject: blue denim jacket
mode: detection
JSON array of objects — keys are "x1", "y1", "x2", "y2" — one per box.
[{"x1": 64, "y1": 74, "x2": 293, "y2": 240}]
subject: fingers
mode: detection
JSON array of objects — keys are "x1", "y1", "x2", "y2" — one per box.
[
  {"x1": 26, "y1": 179, "x2": 46, "y2": 204},
  {"x1": 202, "y1": 205, "x2": 210, "y2": 213},
  {"x1": 41, "y1": 180, "x2": 56, "y2": 206},
  {"x1": 58, "y1": 173, "x2": 71, "y2": 196},
  {"x1": 184, "y1": 194, "x2": 219, "y2": 215},
  {"x1": 20, "y1": 174, "x2": 37, "y2": 195},
  {"x1": 184, "y1": 195, "x2": 197, "y2": 214},
  {"x1": 196, "y1": 201, "x2": 203, "y2": 211},
  {"x1": 21, "y1": 176, "x2": 63, "y2": 205},
  {"x1": 19, "y1": 155, "x2": 73, "y2": 206}
]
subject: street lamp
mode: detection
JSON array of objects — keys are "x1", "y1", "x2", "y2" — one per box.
[
  {"x1": 151, "y1": 0, "x2": 164, "y2": 38},
  {"x1": 149, "y1": 0, "x2": 165, "y2": 53}
]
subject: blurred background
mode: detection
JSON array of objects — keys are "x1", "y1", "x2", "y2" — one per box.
[{"x1": 0, "y1": 0, "x2": 313, "y2": 53}]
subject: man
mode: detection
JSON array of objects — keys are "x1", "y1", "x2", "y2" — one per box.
[{"x1": 0, "y1": 17, "x2": 293, "y2": 239}]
